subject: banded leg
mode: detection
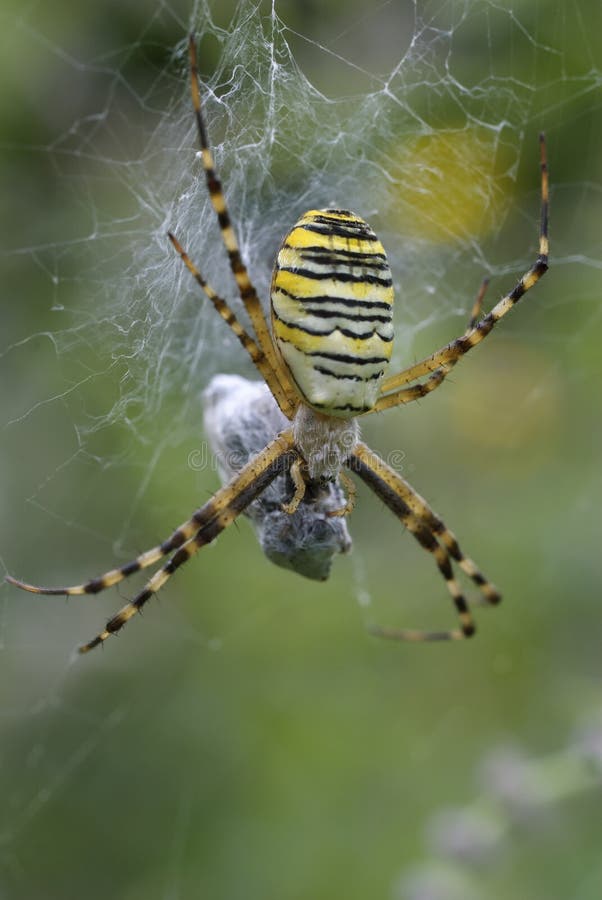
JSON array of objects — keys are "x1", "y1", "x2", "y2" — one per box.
[
  {"x1": 7, "y1": 431, "x2": 297, "y2": 600},
  {"x1": 186, "y1": 35, "x2": 293, "y2": 398},
  {"x1": 366, "y1": 278, "x2": 493, "y2": 414},
  {"x1": 347, "y1": 445, "x2": 476, "y2": 641},
  {"x1": 372, "y1": 134, "x2": 549, "y2": 413},
  {"x1": 365, "y1": 363, "x2": 454, "y2": 413},
  {"x1": 326, "y1": 470, "x2": 356, "y2": 518},
  {"x1": 376, "y1": 281, "x2": 500, "y2": 607},
  {"x1": 168, "y1": 232, "x2": 296, "y2": 417},
  {"x1": 466, "y1": 277, "x2": 490, "y2": 333},
  {"x1": 282, "y1": 463, "x2": 356, "y2": 518},
  {"x1": 77, "y1": 432, "x2": 298, "y2": 652},
  {"x1": 352, "y1": 442, "x2": 500, "y2": 606},
  {"x1": 281, "y1": 458, "x2": 306, "y2": 514},
  {"x1": 383, "y1": 276, "x2": 498, "y2": 606}
]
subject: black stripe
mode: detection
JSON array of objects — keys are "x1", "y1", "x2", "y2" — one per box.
[
  {"x1": 286, "y1": 243, "x2": 387, "y2": 262},
  {"x1": 301, "y1": 223, "x2": 379, "y2": 241},
  {"x1": 319, "y1": 208, "x2": 355, "y2": 216},
  {"x1": 302, "y1": 306, "x2": 392, "y2": 324},
  {"x1": 297, "y1": 253, "x2": 389, "y2": 272},
  {"x1": 273, "y1": 286, "x2": 391, "y2": 311},
  {"x1": 307, "y1": 350, "x2": 389, "y2": 365},
  {"x1": 313, "y1": 365, "x2": 383, "y2": 382},
  {"x1": 278, "y1": 266, "x2": 393, "y2": 287},
  {"x1": 84, "y1": 578, "x2": 106, "y2": 595},
  {"x1": 161, "y1": 531, "x2": 187, "y2": 553},
  {"x1": 347, "y1": 455, "x2": 413, "y2": 519},
  {"x1": 312, "y1": 400, "x2": 370, "y2": 412},
  {"x1": 310, "y1": 214, "x2": 371, "y2": 230},
  {"x1": 273, "y1": 309, "x2": 391, "y2": 341},
  {"x1": 207, "y1": 174, "x2": 222, "y2": 196},
  {"x1": 193, "y1": 100, "x2": 210, "y2": 150}
]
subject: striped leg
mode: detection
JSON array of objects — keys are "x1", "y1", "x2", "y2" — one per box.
[
  {"x1": 281, "y1": 457, "x2": 306, "y2": 514},
  {"x1": 7, "y1": 431, "x2": 297, "y2": 600},
  {"x1": 326, "y1": 470, "x2": 356, "y2": 518},
  {"x1": 352, "y1": 442, "x2": 500, "y2": 606},
  {"x1": 185, "y1": 35, "x2": 293, "y2": 400},
  {"x1": 168, "y1": 232, "x2": 296, "y2": 417},
  {"x1": 400, "y1": 281, "x2": 503, "y2": 606},
  {"x1": 372, "y1": 134, "x2": 549, "y2": 413},
  {"x1": 347, "y1": 445, "x2": 476, "y2": 641},
  {"x1": 367, "y1": 363, "x2": 454, "y2": 413},
  {"x1": 76, "y1": 432, "x2": 297, "y2": 652},
  {"x1": 363, "y1": 279, "x2": 491, "y2": 414},
  {"x1": 466, "y1": 277, "x2": 490, "y2": 332}
]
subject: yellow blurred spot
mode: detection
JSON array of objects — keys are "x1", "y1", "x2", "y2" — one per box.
[{"x1": 389, "y1": 130, "x2": 507, "y2": 243}]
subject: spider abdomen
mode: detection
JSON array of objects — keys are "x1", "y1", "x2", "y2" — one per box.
[{"x1": 271, "y1": 209, "x2": 394, "y2": 417}]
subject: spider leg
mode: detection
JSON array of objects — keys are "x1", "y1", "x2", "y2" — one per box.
[
  {"x1": 366, "y1": 363, "x2": 455, "y2": 413},
  {"x1": 364, "y1": 279, "x2": 492, "y2": 414},
  {"x1": 75, "y1": 431, "x2": 298, "y2": 652},
  {"x1": 326, "y1": 470, "x2": 356, "y2": 518},
  {"x1": 281, "y1": 457, "x2": 306, "y2": 514},
  {"x1": 347, "y1": 444, "x2": 482, "y2": 641},
  {"x1": 7, "y1": 431, "x2": 297, "y2": 600},
  {"x1": 168, "y1": 232, "x2": 295, "y2": 417},
  {"x1": 352, "y1": 442, "x2": 500, "y2": 606},
  {"x1": 466, "y1": 277, "x2": 490, "y2": 333},
  {"x1": 371, "y1": 134, "x2": 549, "y2": 413},
  {"x1": 185, "y1": 34, "x2": 294, "y2": 402}
]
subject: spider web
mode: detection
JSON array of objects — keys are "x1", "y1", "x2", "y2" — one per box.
[{"x1": 1, "y1": 1, "x2": 601, "y2": 898}]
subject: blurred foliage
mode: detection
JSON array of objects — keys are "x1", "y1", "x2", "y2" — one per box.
[
  {"x1": 1, "y1": 2, "x2": 601, "y2": 899},
  {"x1": 387, "y1": 129, "x2": 508, "y2": 243}
]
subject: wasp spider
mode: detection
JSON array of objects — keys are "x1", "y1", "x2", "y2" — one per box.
[{"x1": 6, "y1": 36, "x2": 550, "y2": 653}]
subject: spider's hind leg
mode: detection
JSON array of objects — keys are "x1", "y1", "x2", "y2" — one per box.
[
  {"x1": 358, "y1": 445, "x2": 501, "y2": 608},
  {"x1": 347, "y1": 442, "x2": 501, "y2": 641}
]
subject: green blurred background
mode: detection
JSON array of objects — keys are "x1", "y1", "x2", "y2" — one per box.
[{"x1": 1, "y1": 1, "x2": 601, "y2": 898}]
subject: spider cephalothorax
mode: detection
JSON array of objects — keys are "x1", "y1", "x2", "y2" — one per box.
[{"x1": 6, "y1": 35, "x2": 549, "y2": 654}]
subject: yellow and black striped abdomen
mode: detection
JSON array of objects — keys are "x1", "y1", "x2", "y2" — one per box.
[{"x1": 271, "y1": 209, "x2": 394, "y2": 417}]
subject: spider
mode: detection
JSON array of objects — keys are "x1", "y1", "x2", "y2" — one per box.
[{"x1": 6, "y1": 36, "x2": 549, "y2": 654}]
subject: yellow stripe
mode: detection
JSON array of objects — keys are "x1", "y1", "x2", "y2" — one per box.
[
  {"x1": 273, "y1": 269, "x2": 392, "y2": 304},
  {"x1": 284, "y1": 224, "x2": 388, "y2": 257},
  {"x1": 301, "y1": 208, "x2": 360, "y2": 221},
  {"x1": 273, "y1": 318, "x2": 390, "y2": 359}
]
